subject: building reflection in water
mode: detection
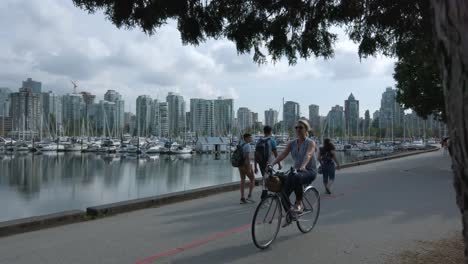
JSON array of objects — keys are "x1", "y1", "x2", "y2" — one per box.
[{"x1": 0, "y1": 149, "x2": 390, "y2": 221}]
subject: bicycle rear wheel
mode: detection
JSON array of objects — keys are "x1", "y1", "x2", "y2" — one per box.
[
  {"x1": 251, "y1": 195, "x2": 282, "y2": 249},
  {"x1": 297, "y1": 186, "x2": 320, "y2": 233}
]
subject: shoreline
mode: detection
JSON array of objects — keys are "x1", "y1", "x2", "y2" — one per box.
[{"x1": 0, "y1": 147, "x2": 440, "y2": 237}]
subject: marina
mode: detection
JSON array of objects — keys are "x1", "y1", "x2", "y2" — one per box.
[{"x1": 0, "y1": 145, "x2": 432, "y2": 222}]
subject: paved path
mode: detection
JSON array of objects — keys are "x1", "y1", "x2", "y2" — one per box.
[{"x1": 0, "y1": 151, "x2": 460, "y2": 264}]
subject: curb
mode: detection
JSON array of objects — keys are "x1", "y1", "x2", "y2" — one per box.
[
  {"x1": 0, "y1": 210, "x2": 85, "y2": 237},
  {"x1": 0, "y1": 147, "x2": 439, "y2": 237},
  {"x1": 340, "y1": 147, "x2": 440, "y2": 169},
  {"x1": 87, "y1": 180, "x2": 262, "y2": 218}
]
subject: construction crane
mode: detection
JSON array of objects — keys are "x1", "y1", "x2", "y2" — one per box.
[{"x1": 71, "y1": 80, "x2": 78, "y2": 94}]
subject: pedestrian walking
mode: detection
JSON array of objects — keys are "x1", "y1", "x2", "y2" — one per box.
[
  {"x1": 236, "y1": 133, "x2": 255, "y2": 204},
  {"x1": 254, "y1": 126, "x2": 282, "y2": 200}
]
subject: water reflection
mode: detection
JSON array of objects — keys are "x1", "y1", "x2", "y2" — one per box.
[{"x1": 0, "y1": 150, "x2": 392, "y2": 221}]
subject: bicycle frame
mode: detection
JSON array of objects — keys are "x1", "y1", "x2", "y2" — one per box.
[{"x1": 264, "y1": 166, "x2": 315, "y2": 220}]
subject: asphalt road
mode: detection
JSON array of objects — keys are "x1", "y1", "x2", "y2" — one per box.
[{"x1": 0, "y1": 151, "x2": 460, "y2": 264}]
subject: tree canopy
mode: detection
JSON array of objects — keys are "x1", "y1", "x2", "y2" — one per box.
[{"x1": 72, "y1": 0, "x2": 444, "y2": 119}]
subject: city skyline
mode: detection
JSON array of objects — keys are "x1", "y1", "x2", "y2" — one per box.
[
  {"x1": 0, "y1": 78, "x2": 446, "y2": 139},
  {"x1": 0, "y1": 78, "x2": 401, "y2": 120},
  {"x1": 0, "y1": 77, "x2": 406, "y2": 122}
]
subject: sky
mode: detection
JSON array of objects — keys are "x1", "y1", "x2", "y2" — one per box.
[{"x1": 0, "y1": 0, "x2": 397, "y2": 120}]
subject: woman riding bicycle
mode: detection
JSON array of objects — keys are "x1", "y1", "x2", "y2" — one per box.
[{"x1": 269, "y1": 119, "x2": 317, "y2": 213}]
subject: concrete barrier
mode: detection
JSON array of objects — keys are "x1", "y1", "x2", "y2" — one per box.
[
  {"x1": 0, "y1": 147, "x2": 439, "y2": 237},
  {"x1": 340, "y1": 147, "x2": 440, "y2": 169},
  {"x1": 86, "y1": 181, "x2": 254, "y2": 217},
  {"x1": 0, "y1": 210, "x2": 85, "y2": 237}
]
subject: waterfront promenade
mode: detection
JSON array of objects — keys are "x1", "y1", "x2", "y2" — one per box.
[{"x1": 0, "y1": 151, "x2": 459, "y2": 264}]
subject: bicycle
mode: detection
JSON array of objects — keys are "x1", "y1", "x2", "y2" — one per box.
[{"x1": 251, "y1": 166, "x2": 321, "y2": 249}]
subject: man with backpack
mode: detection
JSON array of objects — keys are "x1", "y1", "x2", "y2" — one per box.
[
  {"x1": 254, "y1": 126, "x2": 282, "y2": 199},
  {"x1": 231, "y1": 133, "x2": 255, "y2": 204}
]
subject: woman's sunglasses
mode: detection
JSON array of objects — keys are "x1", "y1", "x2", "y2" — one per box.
[{"x1": 295, "y1": 126, "x2": 305, "y2": 130}]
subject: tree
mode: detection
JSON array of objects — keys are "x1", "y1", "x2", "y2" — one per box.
[
  {"x1": 430, "y1": 1, "x2": 468, "y2": 260},
  {"x1": 394, "y1": 40, "x2": 445, "y2": 121},
  {"x1": 73, "y1": 0, "x2": 468, "y2": 259}
]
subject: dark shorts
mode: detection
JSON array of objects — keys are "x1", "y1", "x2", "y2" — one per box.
[
  {"x1": 322, "y1": 163, "x2": 336, "y2": 183},
  {"x1": 238, "y1": 163, "x2": 253, "y2": 179}
]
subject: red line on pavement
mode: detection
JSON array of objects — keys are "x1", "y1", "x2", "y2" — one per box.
[
  {"x1": 134, "y1": 223, "x2": 251, "y2": 264},
  {"x1": 134, "y1": 185, "x2": 364, "y2": 263}
]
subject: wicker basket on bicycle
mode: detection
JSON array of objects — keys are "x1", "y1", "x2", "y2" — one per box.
[{"x1": 265, "y1": 171, "x2": 285, "y2": 193}]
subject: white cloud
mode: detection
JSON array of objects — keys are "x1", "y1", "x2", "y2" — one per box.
[{"x1": 0, "y1": 0, "x2": 396, "y2": 116}]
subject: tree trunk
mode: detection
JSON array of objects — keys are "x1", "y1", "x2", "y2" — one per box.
[{"x1": 430, "y1": 0, "x2": 468, "y2": 262}]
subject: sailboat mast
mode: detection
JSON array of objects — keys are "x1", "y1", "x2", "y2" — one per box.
[{"x1": 282, "y1": 97, "x2": 285, "y2": 139}]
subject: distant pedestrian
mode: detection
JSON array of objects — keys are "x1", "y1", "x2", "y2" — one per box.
[
  {"x1": 319, "y1": 138, "x2": 341, "y2": 194},
  {"x1": 254, "y1": 126, "x2": 282, "y2": 200},
  {"x1": 238, "y1": 133, "x2": 255, "y2": 204},
  {"x1": 441, "y1": 137, "x2": 449, "y2": 156}
]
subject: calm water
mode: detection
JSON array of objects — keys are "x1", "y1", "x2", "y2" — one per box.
[{"x1": 0, "y1": 150, "x2": 392, "y2": 221}]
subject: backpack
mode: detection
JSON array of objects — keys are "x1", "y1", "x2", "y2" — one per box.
[
  {"x1": 320, "y1": 147, "x2": 334, "y2": 165},
  {"x1": 255, "y1": 137, "x2": 272, "y2": 164},
  {"x1": 231, "y1": 142, "x2": 247, "y2": 167}
]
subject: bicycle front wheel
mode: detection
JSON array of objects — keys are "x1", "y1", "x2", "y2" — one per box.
[
  {"x1": 251, "y1": 195, "x2": 282, "y2": 249},
  {"x1": 297, "y1": 186, "x2": 320, "y2": 233}
]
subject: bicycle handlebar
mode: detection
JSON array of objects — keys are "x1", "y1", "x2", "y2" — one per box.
[{"x1": 266, "y1": 165, "x2": 296, "y2": 176}]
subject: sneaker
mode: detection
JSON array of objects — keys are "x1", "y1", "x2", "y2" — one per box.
[
  {"x1": 292, "y1": 203, "x2": 303, "y2": 213},
  {"x1": 240, "y1": 198, "x2": 247, "y2": 204},
  {"x1": 325, "y1": 187, "x2": 331, "y2": 195}
]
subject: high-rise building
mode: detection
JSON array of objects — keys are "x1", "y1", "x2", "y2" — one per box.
[
  {"x1": 0, "y1": 117, "x2": 12, "y2": 136},
  {"x1": 237, "y1": 107, "x2": 253, "y2": 132},
  {"x1": 150, "y1": 99, "x2": 160, "y2": 136},
  {"x1": 364, "y1": 110, "x2": 371, "y2": 130},
  {"x1": 251, "y1": 112, "x2": 258, "y2": 123},
  {"x1": 62, "y1": 93, "x2": 84, "y2": 136},
  {"x1": 9, "y1": 87, "x2": 42, "y2": 137},
  {"x1": 190, "y1": 98, "x2": 215, "y2": 136},
  {"x1": 129, "y1": 114, "x2": 137, "y2": 136},
  {"x1": 372, "y1": 110, "x2": 380, "y2": 128},
  {"x1": 185, "y1": 112, "x2": 192, "y2": 132},
  {"x1": 104, "y1": 90, "x2": 122, "y2": 102},
  {"x1": 80, "y1": 91, "x2": 96, "y2": 130},
  {"x1": 214, "y1": 97, "x2": 234, "y2": 135},
  {"x1": 22, "y1": 78, "x2": 42, "y2": 94},
  {"x1": 265, "y1": 108, "x2": 278, "y2": 127},
  {"x1": 95, "y1": 98, "x2": 125, "y2": 137},
  {"x1": 379, "y1": 87, "x2": 404, "y2": 131},
  {"x1": 326, "y1": 105, "x2": 345, "y2": 137},
  {"x1": 251, "y1": 112, "x2": 260, "y2": 131},
  {"x1": 166, "y1": 92, "x2": 186, "y2": 137},
  {"x1": 124, "y1": 112, "x2": 135, "y2": 135},
  {"x1": 100, "y1": 90, "x2": 125, "y2": 136},
  {"x1": 80, "y1": 92, "x2": 96, "y2": 106},
  {"x1": 345, "y1": 93, "x2": 359, "y2": 136},
  {"x1": 136, "y1": 95, "x2": 152, "y2": 137},
  {"x1": 0, "y1": 87, "x2": 12, "y2": 117},
  {"x1": 283, "y1": 101, "x2": 300, "y2": 130},
  {"x1": 41, "y1": 91, "x2": 62, "y2": 135},
  {"x1": 308, "y1": 104, "x2": 319, "y2": 132},
  {"x1": 158, "y1": 102, "x2": 169, "y2": 137}
]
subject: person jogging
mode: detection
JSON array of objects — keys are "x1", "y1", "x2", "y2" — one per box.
[{"x1": 318, "y1": 138, "x2": 341, "y2": 194}]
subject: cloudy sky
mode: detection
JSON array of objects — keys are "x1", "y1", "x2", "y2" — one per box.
[{"x1": 0, "y1": 0, "x2": 396, "y2": 119}]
